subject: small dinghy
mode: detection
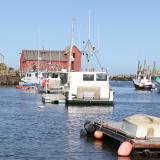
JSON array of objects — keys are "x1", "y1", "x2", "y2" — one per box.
[{"x1": 82, "y1": 114, "x2": 160, "y2": 157}]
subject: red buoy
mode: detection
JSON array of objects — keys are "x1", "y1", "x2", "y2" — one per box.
[
  {"x1": 118, "y1": 141, "x2": 133, "y2": 157},
  {"x1": 94, "y1": 130, "x2": 103, "y2": 139}
]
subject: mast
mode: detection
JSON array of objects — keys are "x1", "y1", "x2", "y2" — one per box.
[
  {"x1": 38, "y1": 31, "x2": 40, "y2": 74},
  {"x1": 68, "y1": 18, "x2": 75, "y2": 72}
]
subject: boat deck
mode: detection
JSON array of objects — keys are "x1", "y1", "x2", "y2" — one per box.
[{"x1": 95, "y1": 121, "x2": 160, "y2": 149}]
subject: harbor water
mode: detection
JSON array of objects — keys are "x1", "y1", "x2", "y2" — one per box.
[{"x1": 0, "y1": 81, "x2": 160, "y2": 160}]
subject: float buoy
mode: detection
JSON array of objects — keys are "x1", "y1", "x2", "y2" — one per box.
[
  {"x1": 118, "y1": 141, "x2": 133, "y2": 157},
  {"x1": 94, "y1": 130, "x2": 103, "y2": 139}
]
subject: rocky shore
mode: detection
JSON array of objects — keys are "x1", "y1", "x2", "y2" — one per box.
[
  {"x1": 110, "y1": 75, "x2": 134, "y2": 81},
  {"x1": 0, "y1": 74, "x2": 20, "y2": 86}
]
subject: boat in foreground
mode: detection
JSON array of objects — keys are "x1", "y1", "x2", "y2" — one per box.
[{"x1": 82, "y1": 114, "x2": 160, "y2": 157}]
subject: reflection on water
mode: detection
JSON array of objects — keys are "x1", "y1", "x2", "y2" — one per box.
[
  {"x1": 66, "y1": 106, "x2": 114, "y2": 122},
  {"x1": 0, "y1": 82, "x2": 160, "y2": 159}
]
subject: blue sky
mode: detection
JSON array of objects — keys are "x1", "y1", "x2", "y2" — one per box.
[{"x1": 0, "y1": 0, "x2": 160, "y2": 75}]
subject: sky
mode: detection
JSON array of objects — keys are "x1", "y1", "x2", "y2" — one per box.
[{"x1": 0, "y1": 0, "x2": 160, "y2": 75}]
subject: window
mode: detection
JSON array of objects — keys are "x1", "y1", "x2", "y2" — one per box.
[
  {"x1": 50, "y1": 73, "x2": 58, "y2": 78},
  {"x1": 96, "y1": 73, "x2": 107, "y2": 81},
  {"x1": 73, "y1": 53, "x2": 76, "y2": 58},
  {"x1": 83, "y1": 74, "x2": 94, "y2": 81}
]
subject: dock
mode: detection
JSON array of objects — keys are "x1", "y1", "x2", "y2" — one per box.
[{"x1": 42, "y1": 94, "x2": 66, "y2": 104}]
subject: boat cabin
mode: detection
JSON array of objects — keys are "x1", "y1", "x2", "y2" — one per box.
[{"x1": 67, "y1": 71, "x2": 114, "y2": 105}]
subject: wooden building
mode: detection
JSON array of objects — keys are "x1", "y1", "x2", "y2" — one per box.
[{"x1": 20, "y1": 45, "x2": 81, "y2": 74}]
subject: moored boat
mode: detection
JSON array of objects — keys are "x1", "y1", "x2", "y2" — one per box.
[
  {"x1": 36, "y1": 71, "x2": 68, "y2": 93},
  {"x1": 66, "y1": 71, "x2": 114, "y2": 105},
  {"x1": 133, "y1": 61, "x2": 154, "y2": 90},
  {"x1": 133, "y1": 75, "x2": 153, "y2": 90},
  {"x1": 81, "y1": 114, "x2": 160, "y2": 157}
]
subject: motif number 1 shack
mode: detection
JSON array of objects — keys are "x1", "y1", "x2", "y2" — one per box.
[{"x1": 20, "y1": 45, "x2": 81, "y2": 74}]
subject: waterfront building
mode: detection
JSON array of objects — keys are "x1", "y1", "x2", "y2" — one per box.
[{"x1": 20, "y1": 45, "x2": 81, "y2": 74}]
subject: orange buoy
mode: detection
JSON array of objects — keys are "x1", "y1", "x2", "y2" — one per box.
[
  {"x1": 94, "y1": 130, "x2": 103, "y2": 139},
  {"x1": 118, "y1": 141, "x2": 133, "y2": 157}
]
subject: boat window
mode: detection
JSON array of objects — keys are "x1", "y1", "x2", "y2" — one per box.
[
  {"x1": 60, "y1": 73, "x2": 68, "y2": 84},
  {"x1": 27, "y1": 73, "x2": 31, "y2": 77},
  {"x1": 50, "y1": 73, "x2": 58, "y2": 78},
  {"x1": 96, "y1": 73, "x2": 107, "y2": 81},
  {"x1": 42, "y1": 73, "x2": 49, "y2": 78},
  {"x1": 83, "y1": 74, "x2": 94, "y2": 81},
  {"x1": 35, "y1": 73, "x2": 38, "y2": 77}
]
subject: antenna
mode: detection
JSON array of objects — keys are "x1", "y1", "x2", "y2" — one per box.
[{"x1": 88, "y1": 10, "x2": 91, "y2": 40}]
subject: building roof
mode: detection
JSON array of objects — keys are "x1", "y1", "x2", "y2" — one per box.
[{"x1": 22, "y1": 50, "x2": 67, "y2": 61}]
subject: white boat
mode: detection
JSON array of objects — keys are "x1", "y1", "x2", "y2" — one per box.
[
  {"x1": 20, "y1": 71, "x2": 46, "y2": 86},
  {"x1": 65, "y1": 18, "x2": 114, "y2": 105},
  {"x1": 37, "y1": 71, "x2": 68, "y2": 93},
  {"x1": 66, "y1": 71, "x2": 114, "y2": 105},
  {"x1": 83, "y1": 114, "x2": 160, "y2": 157},
  {"x1": 133, "y1": 61, "x2": 154, "y2": 90},
  {"x1": 133, "y1": 74, "x2": 153, "y2": 90}
]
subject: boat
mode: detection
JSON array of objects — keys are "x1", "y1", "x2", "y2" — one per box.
[
  {"x1": 20, "y1": 71, "x2": 44, "y2": 85},
  {"x1": 82, "y1": 114, "x2": 160, "y2": 157},
  {"x1": 133, "y1": 61, "x2": 154, "y2": 90},
  {"x1": 65, "y1": 18, "x2": 114, "y2": 105},
  {"x1": 66, "y1": 71, "x2": 114, "y2": 105},
  {"x1": 16, "y1": 71, "x2": 46, "y2": 91},
  {"x1": 133, "y1": 74, "x2": 153, "y2": 90},
  {"x1": 36, "y1": 71, "x2": 68, "y2": 93}
]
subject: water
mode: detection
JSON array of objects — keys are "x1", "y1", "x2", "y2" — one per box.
[{"x1": 0, "y1": 82, "x2": 160, "y2": 160}]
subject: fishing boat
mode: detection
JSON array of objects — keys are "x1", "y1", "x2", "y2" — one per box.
[
  {"x1": 133, "y1": 74, "x2": 153, "y2": 90},
  {"x1": 66, "y1": 71, "x2": 114, "y2": 105},
  {"x1": 82, "y1": 114, "x2": 160, "y2": 157},
  {"x1": 133, "y1": 61, "x2": 154, "y2": 90},
  {"x1": 65, "y1": 18, "x2": 114, "y2": 105},
  {"x1": 36, "y1": 71, "x2": 68, "y2": 93},
  {"x1": 16, "y1": 71, "x2": 46, "y2": 91}
]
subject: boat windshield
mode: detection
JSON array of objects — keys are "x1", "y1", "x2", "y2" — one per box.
[
  {"x1": 96, "y1": 73, "x2": 107, "y2": 81},
  {"x1": 83, "y1": 74, "x2": 94, "y2": 81},
  {"x1": 156, "y1": 76, "x2": 160, "y2": 83}
]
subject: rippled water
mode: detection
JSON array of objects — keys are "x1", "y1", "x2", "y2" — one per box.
[{"x1": 0, "y1": 81, "x2": 160, "y2": 160}]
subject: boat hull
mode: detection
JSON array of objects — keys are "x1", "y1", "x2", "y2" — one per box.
[
  {"x1": 66, "y1": 99, "x2": 114, "y2": 106},
  {"x1": 133, "y1": 83, "x2": 153, "y2": 90}
]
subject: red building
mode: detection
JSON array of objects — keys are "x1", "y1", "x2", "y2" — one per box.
[{"x1": 20, "y1": 45, "x2": 81, "y2": 74}]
